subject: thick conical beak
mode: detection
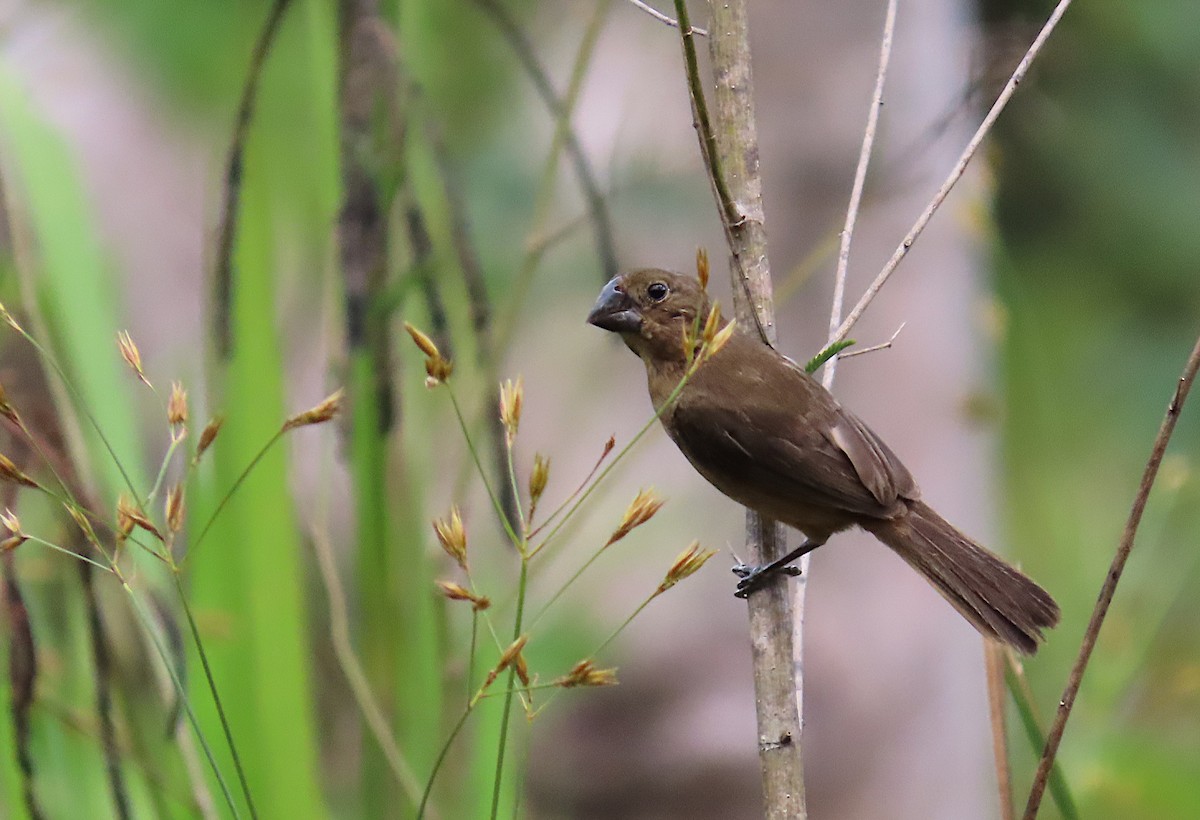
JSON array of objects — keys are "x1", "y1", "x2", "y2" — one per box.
[{"x1": 587, "y1": 277, "x2": 642, "y2": 334}]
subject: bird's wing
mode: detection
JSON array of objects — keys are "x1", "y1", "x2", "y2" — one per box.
[
  {"x1": 664, "y1": 334, "x2": 922, "y2": 520},
  {"x1": 672, "y1": 388, "x2": 902, "y2": 518},
  {"x1": 828, "y1": 408, "x2": 916, "y2": 506}
]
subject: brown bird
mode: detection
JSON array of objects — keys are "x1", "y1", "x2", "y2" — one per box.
[{"x1": 587, "y1": 268, "x2": 1059, "y2": 653}]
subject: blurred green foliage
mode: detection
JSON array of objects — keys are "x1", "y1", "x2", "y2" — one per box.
[{"x1": 987, "y1": 1, "x2": 1200, "y2": 817}]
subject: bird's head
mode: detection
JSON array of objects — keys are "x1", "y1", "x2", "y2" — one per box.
[{"x1": 586, "y1": 269, "x2": 716, "y2": 363}]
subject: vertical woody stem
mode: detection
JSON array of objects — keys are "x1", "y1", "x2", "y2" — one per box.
[{"x1": 704, "y1": 1, "x2": 806, "y2": 815}]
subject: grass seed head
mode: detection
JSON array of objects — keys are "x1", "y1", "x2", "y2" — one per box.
[
  {"x1": 0, "y1": 509, "x2": 26, "y2": 549},
  {"x1": 0, "y1": 454, "x2": 38, "y2": 489},
  {"x1": 555, "y1": 659, "x2": 618, "y2": 689},
  {"x1": 432, "y1": 506, "x2": 468, "y2": 571},
  {"x1": 405, "y1": 322, "x2": 453, "y2": 386},
  {"x1": 117, "y1": 495, "x2": 163, "y2": 542},
  {"x1": 0, "y1": 382, "x2": 18, "y2": 424},
  {"x1": 165, "y1": 485, "x2": 186, "y2": 533},
  {"x1": 529, "y1": 453, "x2": 550, "y2": 506},
  {"x1": 657, "y1": 540, "x2": 717, "y2": 594},
  {"x1": 117, "y1": 330, "x2": 151, "y2": 388},
  {"x1": 605, "y1": 488, "x2": 664, "y2": 548},
  {"x1": 705, "y1": 319, "x2": 737, "y2": 360},
  {"x1": 499, "y1": 377, "x2": 524, "y2": 444},
  {"x1": 435, "y1": 580, "x2": 490, "y2": 611},
  {"x1": 282, "y1": 389, "x2": 344, "y2": 432},
  {"x1": 696, "y1": 247, "x2": 710, "y2": 291},
  {"x1": 0, "y1": 509, "x2": 20, "y2": 535},
  {"x1": 196, "y1": 415, "x2": 224, "y2": 460},
  {"x1": 167, "y1": 382, "x2": 188, "y2": 427}
]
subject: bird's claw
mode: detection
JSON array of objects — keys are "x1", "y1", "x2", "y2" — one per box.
[{"x1": 731, "y1": 563, "x2": 802, "y2": 598}]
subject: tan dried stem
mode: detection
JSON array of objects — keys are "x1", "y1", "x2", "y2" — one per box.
[{"x1": 1023, "y1": 331, "x2": 1200, "y2": 819}]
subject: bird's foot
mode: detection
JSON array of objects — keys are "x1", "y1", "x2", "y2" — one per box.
[{"x1": 731, "y1": 562, "x2": 802, "y2": 598}]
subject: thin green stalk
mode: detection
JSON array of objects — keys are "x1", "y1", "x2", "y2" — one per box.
[
  {"x1": 529, "y1": 352, "x2": 708, "y2": 560},
  {"x1": 527, "y1": 439, "x2": 614, "y2": 539},
  {"x1": 3, "y1": 325, "x2": 147, "y2": 510},
  {"x1": 468, "y1": 613, "x2": 479, "y2": 704},
  {"x1": 445, "y1": 388, "x2": 521, "y2": 547},
  {"x1": 418, "y1": 705, "x2": 472, "y2": 819},
  {"x1": 489, "y1": 560, "x2": 529, "y2": 819},
  {"x1": 171, "y1": 571, "x2": 258, "y2": 819},
  {"x1": 671, "y1": 0, "x2": 737, "y2": 226},
  {"x1": 503, "y1": 439, "x2": 525, "y2": 543},
  {"x1": 147, "y1": 435, "x2": 185, "y2": 504},
  {"x1": 185, "y1": 429, "x2": 283, "y2": 562},
  {"x1": 1003, "y1": 661, "x2": 1077, "y2": 820},
  {"x1": 120, "y1": 579, "x2": 240, "y2": 818},
  {"x1": 24, "y1": 536, "x2": 113, "y2": 572},
  {"x1": 534, "y1": 592, "x2": 657, "y2": 718},
  {"x1": 529, "y1": 540, "x2": 610, "y2": 628}
]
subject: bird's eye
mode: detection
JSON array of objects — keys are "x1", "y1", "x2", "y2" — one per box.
[{"x1": 647, "y1": 282, "x2": 669, "y2": 302}]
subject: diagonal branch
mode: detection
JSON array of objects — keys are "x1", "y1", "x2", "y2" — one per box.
[
  {"x1": 1023, "y1": 330, "x2": 1200, "y2": 818},
  {"x1": 829, "y1": 0, "x2": 1073, "y2": 346}
]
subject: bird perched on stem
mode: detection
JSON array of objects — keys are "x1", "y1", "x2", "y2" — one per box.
[{"x1": 587, "y1": 268, "x2": 1059, "y2": 653}]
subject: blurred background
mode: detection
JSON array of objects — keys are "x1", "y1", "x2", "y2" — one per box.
[{"x1": 0, "y1": 0, "x2": 1197, "y2": 817}]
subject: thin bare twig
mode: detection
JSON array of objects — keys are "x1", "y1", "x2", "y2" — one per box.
[
  {"x1": 830, "y1": 0, "x2": 1073, "y2": 346},
  {"x1": 623, "y1": 0, "x2": 707, "y2": 35},
  {"x1": 212, "y1": 0, "x2": 294, "y2": 359},
  {"x1": 823, "y1": 0, "x2": 896, "y2": 389},
  {"x1": 836, "y1": 322, "x2": 905, "y2": 360},
  {"x1": 1023, "y1": 331, "x2": 1200, "y2": 819}
]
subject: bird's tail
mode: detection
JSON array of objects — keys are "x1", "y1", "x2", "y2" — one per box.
[{"x1": 866, "y1": 501, "x2": 1060, "y2": 654}]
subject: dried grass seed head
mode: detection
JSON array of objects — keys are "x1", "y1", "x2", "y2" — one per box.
[
  {"x1": 0, "y1": 382, "x2": 18, "y2": 424},
  {"x1": 529, "y1": 453, "x2": 550, "y2": 505},
  {"x1": 0, "y1": 511, "x2": 28, "y2": 550},
  {"x1": 117, "y1": 330, "x2": 151, "y2": 387},
  {"x1": 499, "y1": 377, "x2": 523, "y2": 443},
  {"x1": 435, "y1": 580, "x2": 490, "y2": 611},
  {"x1": 0, "y1": 302, "x2": 23, "y2": 333},
  {"x1": 117, "y1": 494, "x2": 163, "y2": 542},
  {"x1": 282, "y1": 388, "x2": 344, "y2": 432},
  {"x1": 165, "y1": 485, "x2": 186, "y2": 533},
  {"x1": 405, "y1": 322, "x2": 453, "y2": 386},
  {"x1": 705, "y1": 319, "x2": 737, "y2": 360},
  {"x1": 496, "y1": 634, "x2": 529, "y2": 674},
  {"x1": 0, "y1": 454, "x2": 38, "y2": 488},
  {"x1": 696, "y1": 247, "x2": 710, "y2": 291},
  {"x1": 0, "y1": 509, "x2": 21, "y2": 535},
  {"x1": 432, "y1": 506, "x2": 468, "y2": 571},
  {"x1": 168, "y1": 381, "x2": 188, "y2": 427},
  {"x1": 605, "y1": 487, "x2": 665, "y2": 548},
  {"x1": 657, "y1": 541, "x2": 717, "y2": 594},
  {"x1": 556, "y1": 659, "x2": 618, "y2": 688},
  {"x1": 196, "y1": 415, "x2": 224, "y2": 460}
]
